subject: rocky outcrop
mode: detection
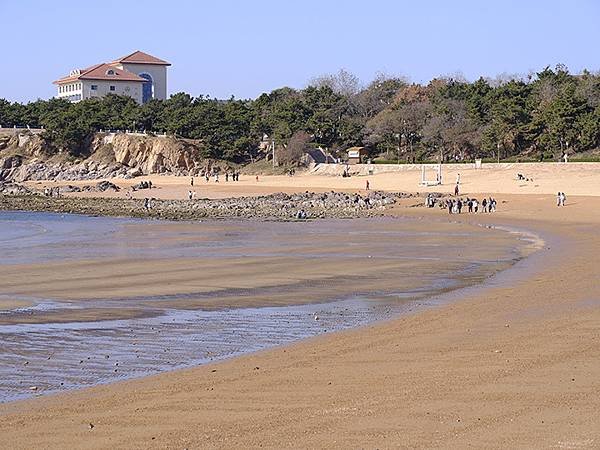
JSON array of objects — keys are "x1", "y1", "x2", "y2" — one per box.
[
  {"x1": 0, "y1": 131, "x2": 230, "y2": 182},
  {"x1": 105, "y1": 134, "x2": 207, "y2": 175},
  {"x1": 0, "y1": 181, "x2": 33, "y2": 195}
]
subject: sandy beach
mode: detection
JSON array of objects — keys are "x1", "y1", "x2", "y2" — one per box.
[
  {"x1": 2, "y1": 163, "x2": 600, "y2": 448},
  {"x1": 24, "y1": 161, "x2": 600, "y2": 200}
]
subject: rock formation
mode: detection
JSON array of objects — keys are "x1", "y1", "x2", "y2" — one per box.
[{"x1": 0, "y1": 130, "x2": 231, "y2": 182}]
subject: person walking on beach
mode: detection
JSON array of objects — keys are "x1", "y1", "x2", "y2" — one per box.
[
  {"x1": 188, "y1": 190, "x2": 193, "y2": 200},
  {"x1": 482, "y1": 198, "x2": 488, "y2": 213},
  {"x1": 366, "y1": 180, "x2": 370, "y2": 190},
  {"x1": 190, "y1": 177, "x2": 194, "y2": 187},
  {"x1": 454, "y1": 183, "x2": 459, "y2": 196},
  {"x1": 457, "y1": 199, "x2": 463, "y2": 214},
  {"x1": 557, "y1": 192, "x2": 562, "y2": 206},
  {"x1": 472, "y1": 198, "x2": 479, "y2": 213}
]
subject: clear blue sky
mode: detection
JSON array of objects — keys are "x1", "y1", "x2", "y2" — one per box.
[{"x1": 1, "y1": 0, "x2": 599, "y2": 103}]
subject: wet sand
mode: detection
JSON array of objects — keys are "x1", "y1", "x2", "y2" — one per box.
[
  {"x1": 0, "y1": 212, "x2": 529, "y2": 403},
  {"x1": 1, "y1": 188, "x2": 599, "y2": 447}
]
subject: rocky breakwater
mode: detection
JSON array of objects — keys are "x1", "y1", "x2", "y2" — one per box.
[{"x1": 0, "y1": 188, "x2": 408, "y2": 220}]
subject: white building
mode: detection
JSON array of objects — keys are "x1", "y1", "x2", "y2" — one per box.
[{"x1": 54, "y1": 51, "x2": 170, "y2": 104}]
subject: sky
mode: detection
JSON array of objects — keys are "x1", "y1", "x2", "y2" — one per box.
[{"x1": 1, "y1": 0, "x2": 599, "y2": 103}]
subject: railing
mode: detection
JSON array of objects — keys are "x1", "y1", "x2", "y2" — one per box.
[
  {"x1": 0, "y1": 126, "x2": 45, "y2": 134},
  {"x1": 98, "y1": 129, "x2": 168, "y2": 137}
]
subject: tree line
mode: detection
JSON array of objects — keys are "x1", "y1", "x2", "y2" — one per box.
[{"x1": 1, "y1": 64, "x2": 599, "y2": 163}]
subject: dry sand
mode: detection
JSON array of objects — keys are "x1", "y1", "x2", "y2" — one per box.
[
  {"x1": 26, "y1": 161, "x2": 600, "y2": 199},
  {"x1": 3, "y1": 163, "x2": 600, "y2": 449}
]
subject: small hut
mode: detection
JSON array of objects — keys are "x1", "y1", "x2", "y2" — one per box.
[{"x1": 346, "y1": 147, "x2": 368, "y2": 165}]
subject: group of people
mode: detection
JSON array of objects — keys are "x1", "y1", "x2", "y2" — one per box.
[
  {"x1": 556, "y1": 192, "x2": 567, "y2": 206},
  {"x1": 143, "y1": 197, "x2": 155, "y2": 211},
  {"x1": 295, "y1": 209, "x2": 308, "y2": 219},
  {"x1": 43, "y1": 187, "x2": 59, "y2": 197},
  {"x1": 134, "y1": 180, "x2": 152, "y2": 190},
  {"x1": 445, "y1": 196, "x2": 497, "y2": 214},
  {"x1": 198, "y1": 171, "x2": 240, "y2": 184}
]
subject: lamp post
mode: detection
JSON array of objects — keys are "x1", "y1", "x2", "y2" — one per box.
[
  {"x1": 271, "y1": 139, "x2": 276, "y2": 169},
  {"x1": 394, "y1": 133, "x2": 401, "y2": 164}
]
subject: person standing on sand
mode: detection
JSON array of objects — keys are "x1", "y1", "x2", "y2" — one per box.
[
  {"x1": 454, "y1": 183, "x2": 459, "y2": 196},
  {"x1": 482, "y1": 198, "x2": 488, "y2": 213},
  {"x1": 557, "y1": 192, "x2": 562, "y2": 206},
  {"x1": 188, "y1": 190, "x2": 193, "y2": 200},
  {"x1": 256, "y1": 175, "x2": 259, "y2": 182},
  {"x1": 190, "y1": 177, "x2": 194, "y2": 187},
  {"x1": 366, "y1": 180, "x2": 370, "y2": 190},
  {"x1": 456, "y1": 173, "x2": 461, "y2": 185}
]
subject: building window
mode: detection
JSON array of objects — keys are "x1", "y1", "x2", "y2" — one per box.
[
  {"x1": 110, "y1": 86, "x2": 116, "y2": 91},
  {"x1": 139, "y1": 73, "x2": 153, "y2": 103},
  {"x1": 91, "y1": 85, "x2": 98, "y2": 91}
]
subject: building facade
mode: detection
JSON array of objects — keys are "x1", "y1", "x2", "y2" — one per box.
[{"x1": 54, "y1": 51, "x2": 170, "y2": 104}]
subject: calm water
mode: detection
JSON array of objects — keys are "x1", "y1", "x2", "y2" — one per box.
[{"x1": 0, "y1": 211, "x2": 534, "y2": 402}]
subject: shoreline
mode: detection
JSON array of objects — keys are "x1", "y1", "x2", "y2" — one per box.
[
  {"x1": 0, "y1": 220, "x2": 545, "y2": 406},
  {"x1": 0, "y1": 211, "x2": 540, "y2": 404},
  {"x1": 1, "y1": 190, "x2": 600, "y2": 448}
]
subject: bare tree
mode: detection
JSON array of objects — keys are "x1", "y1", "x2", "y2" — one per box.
[
  {"x1": 276, "y1": 131, "x2": 311, "y2": 165},
  {"x1": 309, "y1": 69, "x2": 361, "y2": 98},
  {"x1": 355, "y1": 73, "x2": 408, "y2": 119}
]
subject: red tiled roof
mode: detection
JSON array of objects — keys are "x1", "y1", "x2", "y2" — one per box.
[
  {"x1": 113, "y1": 50, "x2": 171, "y2": 66},
  {"x1": 54, "y1": 63, "x2": 148, "y2": 84}
]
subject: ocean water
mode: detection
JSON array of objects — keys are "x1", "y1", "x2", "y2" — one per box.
[{"x1": 0, "y1": 211, "x2": 533, "y2": 402}]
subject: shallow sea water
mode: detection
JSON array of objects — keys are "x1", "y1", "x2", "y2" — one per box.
[{"x1": 0, "y1": 211, "x2": 534, "y2": 402}]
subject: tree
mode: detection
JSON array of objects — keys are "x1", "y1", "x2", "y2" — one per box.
[{"x1": 277, "y1": 131, "x2": 311, "y2": 165}]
